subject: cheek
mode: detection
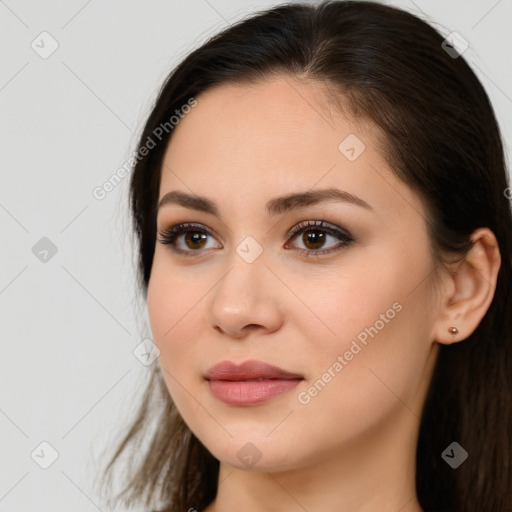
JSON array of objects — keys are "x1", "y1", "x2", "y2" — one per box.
[
  {"x1": 296, "y1": 258, "x2": 404, "y2": 356},
  {"x1": 147, "y1": 268, "x2": 209, "y2": 421},
  {"x1": 296, "y1": 250, "x2": 435, "y2": 428},
  {"x1": 295, "y1": 305, "x2": 430, "y2": 456},
  {"x1": 146, "y1": 257, "x2": 204, "y2": 371}
]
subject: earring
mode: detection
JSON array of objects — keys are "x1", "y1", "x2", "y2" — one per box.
[{"x1": 448, "y1": 326, "x2": 459, "y2": 335}]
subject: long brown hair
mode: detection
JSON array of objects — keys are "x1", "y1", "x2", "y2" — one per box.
[{"x1": 100, "y1": 2, "x2": 512, "y2": 510}]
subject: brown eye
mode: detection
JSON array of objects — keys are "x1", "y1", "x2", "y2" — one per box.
[
  {"x1": 287, "y1": 220, "x2": 354, "y2": 257},
  {"x1": 157, "y1": 219, "x2": 354, "y2": 259},
  {"x1": 300, "y1": 229, "x2": 327, "y2": 250},
  {"x1": 157, "y1": 223, "x2": 221, "y2": 256},
  {"x1": 183, "y1": 231, "x2": 208, "y2": 250}
]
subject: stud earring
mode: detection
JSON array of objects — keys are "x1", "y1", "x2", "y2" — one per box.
[{"x1": 448, "y1": 326, "x2": 459, "y2": 335}]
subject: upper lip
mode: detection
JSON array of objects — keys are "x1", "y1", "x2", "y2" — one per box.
[{"x1": 205, "y1": 360, "x2": 304, "y2": 381}]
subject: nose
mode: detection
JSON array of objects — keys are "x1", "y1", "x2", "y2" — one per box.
[{"x1": 207, "y1": 253, "x2": 284, "y2": 340}]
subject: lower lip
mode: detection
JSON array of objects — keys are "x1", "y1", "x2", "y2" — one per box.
[{"x1": 207, "y1": 378, "x2": 302, "y2": 406}]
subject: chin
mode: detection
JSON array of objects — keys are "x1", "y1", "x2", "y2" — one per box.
[{"x1": 195, "y1": 431, "x2": 309, "y2": 473}]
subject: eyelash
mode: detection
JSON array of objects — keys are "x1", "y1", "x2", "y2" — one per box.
[{"x1": 156, "y1": 220, "x2": 355, "y2": 259}]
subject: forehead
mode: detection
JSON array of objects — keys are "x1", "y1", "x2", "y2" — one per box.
[
  {"x1": 168, "y1": 75, "x2": 373, "y2": 147},
  {"x1": 162, "y1": 77, "x2": 371, "y2": 178},
  {"x1": 158, "y1": 75, "x2": 423, "y2": 223}
]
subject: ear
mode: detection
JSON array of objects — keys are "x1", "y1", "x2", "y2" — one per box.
[{"x1": 433, "y1": 227, "x2": 501, "y2": 345}]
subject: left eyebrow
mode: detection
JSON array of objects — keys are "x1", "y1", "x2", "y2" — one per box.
[
  {"x1": 265, "y1": 187, "x2": 374, "y2": 215},
  {"x1": 157, "y1": 187, "x2": 374, "y2": 216}
]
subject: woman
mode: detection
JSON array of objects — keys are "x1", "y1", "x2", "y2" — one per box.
[{"x1": 101, "y1": 1, "x2": 512, "y2": 511}]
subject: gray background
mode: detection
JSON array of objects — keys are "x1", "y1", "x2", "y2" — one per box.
[{"x1": 1, "y1": 0, "x2": 511, "y2": 510}]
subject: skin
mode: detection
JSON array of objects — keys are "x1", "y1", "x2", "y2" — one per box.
[{"x1": 146, "y1": 75, "x2": 501, "y2": 512}]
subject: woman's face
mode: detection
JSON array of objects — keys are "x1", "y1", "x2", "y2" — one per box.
[{"x1": 147, "y1": 75, "x2": 441, "y2": 472}]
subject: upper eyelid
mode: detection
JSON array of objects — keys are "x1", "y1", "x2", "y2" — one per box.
[
  {"x1": 159, "y1": 219, "x2": 346, "y2": 234},
  {"x1": 158, "y1": 219, "x2": 353, "y2": 244},
  {"x1": 286, "y1": 219, "x2": 352, "y2": 237}
]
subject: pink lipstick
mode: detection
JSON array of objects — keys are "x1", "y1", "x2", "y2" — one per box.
[{"x1": 204, "y1": 360, "x2": 303, "y2": 406}]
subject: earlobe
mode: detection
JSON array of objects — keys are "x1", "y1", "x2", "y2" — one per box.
[{"x1": 433, "y1": 228, "x2": 501, "y2": 345}]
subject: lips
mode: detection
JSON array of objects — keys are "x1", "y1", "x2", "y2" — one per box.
[
  {"x1": 204, "y1": 360, "x2": 304, "y2": 406},
  {"x1": 204, "y1": 360, "x2": 303, "y2": 381}
]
